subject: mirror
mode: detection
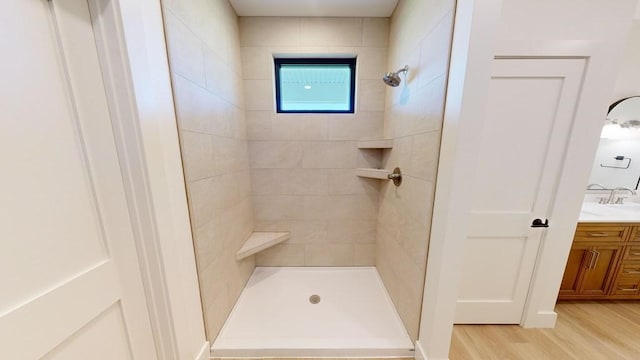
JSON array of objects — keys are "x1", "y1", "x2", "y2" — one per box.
[{"x1": 588, "y1": 96, "x2": 640, "y2": 190}]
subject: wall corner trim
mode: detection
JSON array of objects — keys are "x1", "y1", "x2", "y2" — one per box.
[{"x1": 196, "y1": 341, "x2": 211, "y2": 360}]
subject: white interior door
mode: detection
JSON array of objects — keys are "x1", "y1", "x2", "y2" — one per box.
[
  {"x1": 455, "y1": 58, "x2": 586, "y2": 323},
  {"x1": 0, "y1": 0, "x2": 157, "y2": 358}
]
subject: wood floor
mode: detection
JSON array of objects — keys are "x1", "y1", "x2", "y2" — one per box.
[{"x1": 450, "y1": 301, "x2": 640, "y2": 359}]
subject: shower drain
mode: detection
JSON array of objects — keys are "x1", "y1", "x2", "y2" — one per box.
[{"x1": 309, "y1": 294, "x2": 321, "y2": 304}]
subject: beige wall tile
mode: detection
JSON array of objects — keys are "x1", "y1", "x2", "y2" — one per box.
[
  {"x1": 383, "y1": 135, "x2": 412, "y2": 173},
  {"x1": 209, "y1": 173, "x2": 241, "y2": 217},
  {"x1": 164, "y1": 0, "x2": 229, "y2": 63},
  {"x1": 290, "y1": 221, "x2": 327, "y2": 244},
  {"x1": 204, "y1": 46, "x2": 237, "y2": 103},
  {"x1": 244, "y1": 79, "x2": 274, "y2": 111},
  {"x1": 376, "y1": 0, "x2": 454, "y2": 342},
  {"x1": 241, "y1": 47, "x2": 273, "y2": 80},
  {"x1": 300, "y1": 18, "x2": 363, "y2": 46},
  {"x1": 405, "y1": 76, "x2": 447, "y2": 135},
  {"x1": 180, "y1": 131, "x2": 215, "y2": 181},
  {"x1": 255, "y1": 244, "x2": 305, "y2": 266},
  {"x1": 356, "y1": 148, "x2": 383, "y2": 169},
  {"x1": 250, "y1": 169, "x2": 287, "y2": 195},
  {"x1": 204, "y1": 284, "x2": 230, "y2": 339},
  {"x1": 305, "y1": 244, "x2": 354, "y2": 266},
  {"x1": 164, "y1": 0, "x2": 255, "y2": 343},
  {"x1": 304, "y1": 195, "x2": 377, "y2": 221},
  {"x1": 246, "y1": 111, "x2": 272, "y2": 140},
  {"x1": 172, "y1": 75, "x2": 234, "y2": 136},
  {"x1": 188, "y1": 177, "x2": 216, "y2": 228},
  {"x1": 358, "y1": 47, "x2": 389, "y2": 80},
  {"x1": 239, "y1": 17, "x2": 301, "y2": 46},
  {"x1": 358, "y1": 80, "x2": 386, "y2": 111},
  {"x1": 327, "y1": 220, "x2": 377, "y2": 244},
  {"x1": 363, "y1": 18, "x2": 390, "y2": 47},
  {"x1": 354, "y1": 244, "x2": 376, "y2": 265},
  {"x1": 253, "y1": 195, "x2": 304, "y2": 221},
  {"x1": 327, "y1": 112, "x2": 383, "y2": 140},
  {"x1": 303, "y1": 141, "x2": 357, "y2": 169},
  {"x1": 328, "y1": 169, "x2": 380, "y2": 195},
  {"x1": 410, "y1": 131, "x2": 441, "y2": 181},
  {"x1": 287, "y1": 169, "x2": 329, "y2": 195},
  {"x1": 253, "y1": 220, "x2": 291, "y2": 232},
  {"x1": 232, "y1": 106, "x2": 248, "y2": 139},
  {"x1": 237, "y1": 15, "x2": 408, "y2": 270},
  {"x1": 400, "y1": 218, "x2": 430, "y2": 270},
  {"x1": 418, "y1": 13, "x2": 453, "y2": 89},
  {"x1": 271, "y1": 115, "x2": 329, "y2": 141},
  {"x1": 193, "y1": 218, "x2": 222, "y2": 270},
  {"x1": 249, "y1": 141, "x2": 303, "y2": 168},
  {"x1": 164, "y1": 12, "x2": 206, "y2": 86}
]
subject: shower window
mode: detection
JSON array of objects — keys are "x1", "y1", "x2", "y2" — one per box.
[{"x1": 274, "y1": 58, "x2": 356, "y2": 113}]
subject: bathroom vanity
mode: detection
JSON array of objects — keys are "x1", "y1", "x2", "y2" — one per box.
[{"x1": 559, "y1": 201, "x2": 640, "y2": 300}]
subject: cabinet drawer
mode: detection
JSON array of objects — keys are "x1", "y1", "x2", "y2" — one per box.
[
  {"x1": 629, "y1": 228, "x2": 640, "y2": 244},
  {"x1": 574, "y1": 224, "x2": 628, "y2": 243},
  {"x1": 619, "y1": 263, "x2": 640, "y2": 276},
  {"x1": 612, "y1": 278, "x2": 640, "y2": 296},
  {"x1": 625, "y1": 245, "x2": 640, "y2": 262}
]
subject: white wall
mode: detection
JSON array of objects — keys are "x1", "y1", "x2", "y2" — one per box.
[{"x1": 613, "y1": 21, "x2": 640, "y2": 101}]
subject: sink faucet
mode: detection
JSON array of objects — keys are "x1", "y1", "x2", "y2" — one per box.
[
  {"x1": 606, "y1": 187, "x2": 637, "y2": 204},
  {"x1": 587, "y1": 183, "x2": 606, "y2": 190}
]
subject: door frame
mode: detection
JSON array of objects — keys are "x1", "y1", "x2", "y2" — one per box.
[
  {"x1": 417, "y1": 1, "x2": 632, "y2": 359},
  {"x1": 491, "y1": 41, "x2": 625, "y2": 328},
  {"x1": 86, "y1": 0, "x2": 208, "y2": 359}
]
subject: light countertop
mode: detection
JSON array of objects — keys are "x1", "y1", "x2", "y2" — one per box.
[{"x1": 579, "y1": 195, "x2": 640, "y2": 223}]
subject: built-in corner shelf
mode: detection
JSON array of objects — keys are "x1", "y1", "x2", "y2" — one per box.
[
  {"x1": 356, "y1": 168, "x2": 392, "y2": 180},
  {"x1": 236, "y1": 232, "x2": 290, "y2": 260},
  {"x1": 357, "y1": 139, "x2": 393, "y2": 149}
]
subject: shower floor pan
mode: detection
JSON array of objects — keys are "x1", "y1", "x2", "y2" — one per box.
[{"x1": 211, "y1": 267, "x2": 414, "y2": 358}]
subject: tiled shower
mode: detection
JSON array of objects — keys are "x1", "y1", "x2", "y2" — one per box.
[{"x1": 161, "y1": 0, "x2": 455, "y2": 353}]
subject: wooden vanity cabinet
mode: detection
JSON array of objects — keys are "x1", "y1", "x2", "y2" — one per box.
[
  {"x1": 610, "y1": 230, "x2": 640, "y2": 298},
  {"x1": 559, "y1": 224, "x2": 640, "y2": 300}
]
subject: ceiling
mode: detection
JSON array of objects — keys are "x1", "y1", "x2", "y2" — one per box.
[{"x1": 228, "y1": 0, "x2": 399, "y2": 17}]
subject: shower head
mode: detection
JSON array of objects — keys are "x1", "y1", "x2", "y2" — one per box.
[{"x1": 383, "y1": 65, "x2": 409, "y2": 87}]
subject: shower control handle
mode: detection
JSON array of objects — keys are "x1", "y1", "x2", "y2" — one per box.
[{"x1": 387, "y1": 167, "x2": 402, "y2": 187}]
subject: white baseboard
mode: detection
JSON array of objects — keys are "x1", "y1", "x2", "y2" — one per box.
[
  {"x1": 415, "y1": 340, "x2": 427, "y2": 360},
  {"x1": 195, "y1": 341, "x2": 210, "y2": 360},
  {"x1": 522, "y1": 310, "x2": 558, "y2": 328},
  {"x1": 415, "y1": 340, "x2": 450, "y2": 360}
]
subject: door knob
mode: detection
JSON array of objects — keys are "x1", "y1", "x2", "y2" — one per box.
[{"x1": 531, "y1": 218, "x2": 549, "y2": 228}]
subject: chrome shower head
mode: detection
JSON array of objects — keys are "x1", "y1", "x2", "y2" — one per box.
[{"x1": 383, "y1": 65, "x2": 409, "y2": 87}]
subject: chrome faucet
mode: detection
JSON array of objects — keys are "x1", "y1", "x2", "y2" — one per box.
[
  {"x1": 587, "y1": 183, "x2": 606, "y2": 190},
  {"x1": 606, "y1": 187, "x2": 637, "y2": 204}
]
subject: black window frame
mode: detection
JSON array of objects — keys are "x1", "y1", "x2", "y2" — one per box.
[{"x1": 274, "y1": 58, "x2": 357, "y2": 114}]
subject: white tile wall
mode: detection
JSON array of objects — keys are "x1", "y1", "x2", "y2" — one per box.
[{"x1": 240, "y1": 17, "x2": 389, "y2": 266}]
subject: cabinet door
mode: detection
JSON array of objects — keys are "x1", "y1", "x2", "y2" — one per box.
[
  {"x1": 559, "y1": 245, "x2": 591, "y2": 296},
  {"x1": 580, "y1": 245, "x2": 622, "y2": 296}
]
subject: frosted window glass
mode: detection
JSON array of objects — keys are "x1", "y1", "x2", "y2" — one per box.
[{"x1": 275, "y1": 59, "x2": 355, "y2": 113}]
